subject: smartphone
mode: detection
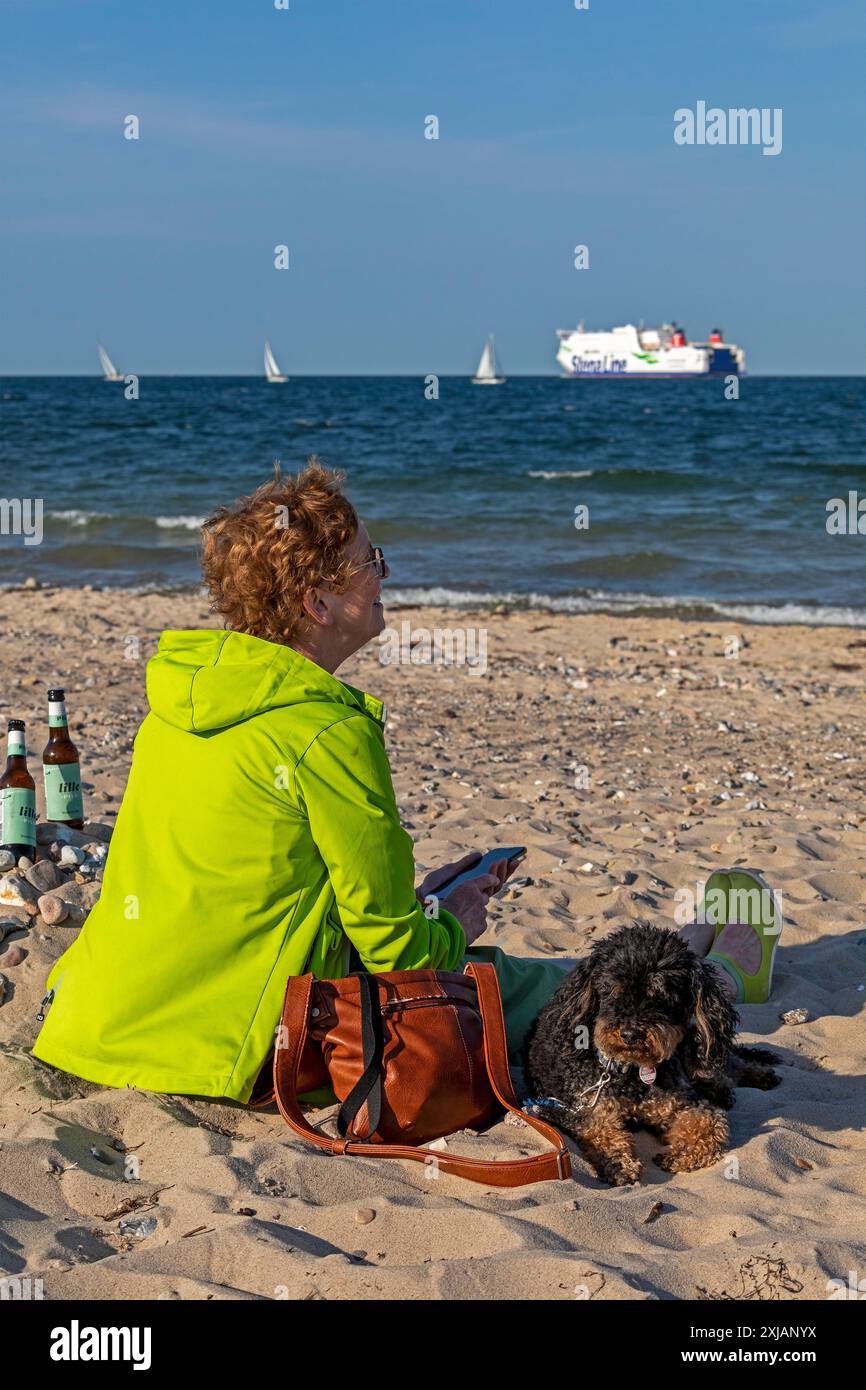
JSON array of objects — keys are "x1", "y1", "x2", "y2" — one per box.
[{"x1": 433, "y1": 847, "x2": 527, "y2": 897}]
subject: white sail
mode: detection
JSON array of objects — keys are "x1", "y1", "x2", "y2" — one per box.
[
  {"x1": 264, "y1": 340, "x2": 287, "y2": 382},
  {"x1": 98, "y1": 343, "x2": 121, "y2": 380},
  {"x1": 476, "y1": 339, "x2": 495, "y2": 378},
  {"x1": 471, "y1": 333, "x2": 505, "y2": 385}
]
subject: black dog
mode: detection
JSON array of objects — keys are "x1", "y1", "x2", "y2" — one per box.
[{"x1": 525, "y1": 923, "x2": 779, "y2": 1186}]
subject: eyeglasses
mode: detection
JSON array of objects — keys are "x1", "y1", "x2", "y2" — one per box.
[{"x1": 350, "y1": 546, "x2": 388, "y2": 579}]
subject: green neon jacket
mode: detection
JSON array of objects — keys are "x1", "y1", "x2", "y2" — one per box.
[{"x1": 32, "y1": 630, "x2": 466, "y2": 1102}]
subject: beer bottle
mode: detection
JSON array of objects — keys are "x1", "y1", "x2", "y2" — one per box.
[
  {"x1": 0, "y1": 720, "x2": 37, "y2": 859},
  {"x1": 42, "y1": 688, "x2": 84, "y2": 830}
]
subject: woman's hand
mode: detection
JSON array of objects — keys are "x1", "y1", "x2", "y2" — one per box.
[
  {"x1": 416, "y1": 851, "x2": 482, "y2": 903},
  {"x1": 416, "y1": 851, "x2": 512, "y2": 946},
  {"x1": 439, "y1": 874, "x2": 503, "y2": 946}
]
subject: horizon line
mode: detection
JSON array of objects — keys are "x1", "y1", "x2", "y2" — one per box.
[{"x1": 2, "y1": 371, "x2": 864, "y2": 380}]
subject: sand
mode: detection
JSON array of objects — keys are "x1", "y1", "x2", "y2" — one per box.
[{"x1": 1, "y1": 585, "x2": 865, "y2": 1301}]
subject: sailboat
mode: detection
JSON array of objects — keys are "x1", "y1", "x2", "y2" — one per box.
[
  {"x1": 97, "y1": 343, "x2": 123, "y2": 381},
  {"x1": 471, "y1": 333, "x2": 505, "y2": 385},
  {"x1": 264, "y1": 340, "x2": 288, "y2": 383}
]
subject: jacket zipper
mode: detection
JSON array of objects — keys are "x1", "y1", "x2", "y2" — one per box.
[{"x1": 36, "y1": 973, "x2": 64, "y2": 1022}]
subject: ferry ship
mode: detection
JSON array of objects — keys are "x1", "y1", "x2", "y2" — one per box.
[{"x1": 556, "y1": 322, "x2": 745, "y2": 378}]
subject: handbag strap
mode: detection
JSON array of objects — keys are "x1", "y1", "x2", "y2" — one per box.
[
  {"x1": 336, "y1": 970, "x2": 384, "y2": 1139},
  {"x1": 272, "y1": 962, "x2": 572, "y2": 1187}
]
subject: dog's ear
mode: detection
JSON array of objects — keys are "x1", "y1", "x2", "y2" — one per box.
[
  {"x1": 559, "y1": 958, "x2": 598, "y2": 1028},
  {"x1": 683, "y1": 958, "x2": 738, "y2": 1076}
]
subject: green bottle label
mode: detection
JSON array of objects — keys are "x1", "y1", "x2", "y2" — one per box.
[
  {"x1": 1, "y1": 787, "x2": 37, "y2": 848},
  {"x1": 44, "y1": 763, "x2": 84, "y2": 822},
  {"x1": 48, "y1": 700, "x2": 68, "y2": 728}
]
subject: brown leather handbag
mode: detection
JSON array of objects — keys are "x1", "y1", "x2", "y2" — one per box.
[{"x1": 252, "y1": 961, "x2": 571, "y2": 1187}]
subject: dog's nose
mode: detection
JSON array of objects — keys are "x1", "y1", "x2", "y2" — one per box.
[{"x1": 620, "y1": 1025, "x2": 643, "y2": 1045}]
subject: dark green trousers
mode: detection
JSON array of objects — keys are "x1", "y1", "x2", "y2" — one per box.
[{"x1": 462, "y1": 945, "x2": 573, "y2": 1062}]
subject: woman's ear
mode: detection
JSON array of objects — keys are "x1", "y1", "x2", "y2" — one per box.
[
  {"x1": 301, "y1": 586, "x2": 333, "y2": 628},
  {"x1": 687, "y1": 958, "x2": 738, "y2": 1074}
]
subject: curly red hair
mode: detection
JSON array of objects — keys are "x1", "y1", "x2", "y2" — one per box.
[{"x1": 201, "y1": 459, "x2": 359, "y2": 644}]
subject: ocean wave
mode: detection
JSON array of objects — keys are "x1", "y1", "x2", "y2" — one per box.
[
  {"x1": 48, "y1": 509, "x2": 112, "y2": 526},
  {"x1": 528, "y1": 469, "x2": 594, "y2": 479},
  {"x1": 155, "y1": 515, "x2": 206, "y2": 530},
  {"x1": 383, "y1": 586, "x2": 866, "y2": 628},
  {"x1": 47, "y1": 510, "x2": 205, "y2": 532}
]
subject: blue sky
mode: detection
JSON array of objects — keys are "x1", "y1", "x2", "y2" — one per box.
[{"x1": 2, "y1": 0, "x2": 865, "y2": 374}]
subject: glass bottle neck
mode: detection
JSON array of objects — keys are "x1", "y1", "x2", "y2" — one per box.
[
  {"x1": 48, "y1": 700, "x2": 69, "y2": 737},
  {"x1": 6, "y1": 734, "x2": 26, "y2": 763}
]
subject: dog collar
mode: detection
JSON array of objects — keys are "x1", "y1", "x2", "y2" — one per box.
[
  {"x1": 596, "y1": 1048, "x2": 657, "y2": 1085},
  {"x1": 595, "y1": 1048, "x2": 630, "y2": 1074}
]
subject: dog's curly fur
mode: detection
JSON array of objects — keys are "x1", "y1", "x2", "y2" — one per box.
[{"x1": 525, "y1": 923, "x2": 780, "y2": 1186}]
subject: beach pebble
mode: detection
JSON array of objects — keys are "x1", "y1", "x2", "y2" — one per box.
[
  {"x1": 0, "y1": 944, "x2": 27, "y2": 968},
  {"x1": 17, "y1": 856, "x2": 33, "y2": 873},
  {"x1": 780, "y1": 1008, "x2": 809, "y2": 1025},
  {"x1": 354, "y1": 1208, "x2": 377, "y2": 1225},
  {"x1": 59, "y1": 845, "x2": 85, "y2": 868},
  {"x1": 36, "y1": 822, "x2": 84, "y2": 847},
  {"x1": 0, "y1": 875, "x2": 40, "y2": 908},
  {"x1": 428, "y1": 1137, "x2": 448, "y2": 1151},
  {"x1": 0, "y1": 912, "x2": 28, "y2": 938},
  {"x1": 82, "y1": 821, "x2": 114, "y2": 843},
  {"x1": 37, "y1": 894, "x2": 70, "y2": 925},
  {"x1": 23, "y1": 576, "x2": 40, "y2": 590},
  {"x1": 25, "y1": 859, "x2": 65, "y2": 893},
  {"x1": 0, "y1": 851, "x2": 16, "y2": 871}
]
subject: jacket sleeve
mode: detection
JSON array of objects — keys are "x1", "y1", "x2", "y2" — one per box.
[{"x1": 293, "y1": 713, "x2": 466, "y2": 972}]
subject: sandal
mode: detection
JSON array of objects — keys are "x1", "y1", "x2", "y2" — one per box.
[{"x1": 697, "y1": 868, "x2": 782, "y2": 1004}]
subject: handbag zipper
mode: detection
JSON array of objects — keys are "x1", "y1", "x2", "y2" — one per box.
[{"x1": 381, "y1": 996, "x2": 472, "y2": 1015}]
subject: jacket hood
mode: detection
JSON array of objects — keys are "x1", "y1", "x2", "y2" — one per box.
[{"x1": 146, "y1": 629, "x2": 385, "y2": 733}]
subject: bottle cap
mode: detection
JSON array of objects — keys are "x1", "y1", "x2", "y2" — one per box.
[
  {"x1": 8, "y1": 719, "x2": 25, "y2": 731},
  {"x1": 47, "y1": 688, "x2": 65, "y2": 700}
]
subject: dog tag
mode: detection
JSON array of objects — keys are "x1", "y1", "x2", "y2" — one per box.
[{"x1": 639, "y1": 1065, "x2": 657, "y2": 1085}]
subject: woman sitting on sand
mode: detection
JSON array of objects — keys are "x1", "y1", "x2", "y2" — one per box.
[{"x1": 33, "y1": 462, "x2": 778, "y2": 1105}]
